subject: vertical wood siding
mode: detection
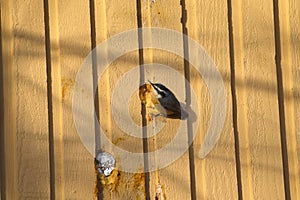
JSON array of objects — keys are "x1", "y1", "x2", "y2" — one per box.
[{"x1": 0, "y1": 0, "x2": 299, "y2": 199}]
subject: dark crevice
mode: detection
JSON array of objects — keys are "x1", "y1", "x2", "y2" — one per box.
[
  {"x1": 136, "y1": 1, "x2": 150, "y2": 200},
  {"x1": 180, "y1": 1, "x2": 196, "y2": 200},
  {"x1": 89, "y1": 0, "x2": 101, "y2": 153},
  {"x1": 226, "y1": 0, "x2": 243, "y2": 199},
  {"x1": 272, "y1": 0, "x2": 291, "y2": 199},
  {"x1": 43, "y1": 0, "x2": 55, "y2": 199},
  {"x1": 89, "y1": 0, "x2": 103, "y2": 199}
]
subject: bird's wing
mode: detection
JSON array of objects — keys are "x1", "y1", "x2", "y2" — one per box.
[{"x1": 158, "y1": 94, "x2": 181, "y2": 116}]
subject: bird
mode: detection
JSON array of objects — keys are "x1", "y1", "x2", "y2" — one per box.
[{"x1": 139, "y1": 80, "x2": 187, "y2": 121}]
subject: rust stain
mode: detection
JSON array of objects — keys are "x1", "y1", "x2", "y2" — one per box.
[
  {"x1": 61, "y1": 78, "x2": 74, "y2": 100},
  {"x1": 100, "y1": 169, "x2": 122, "y2": 192},
  {"x1": 94, "y1": 159, "x2": 122, "y2": 198},
  {"x1": 133, "y1": 172, "x2": 146, "y2": 200},
  {"x1": 133, "y1": 172, "x2": 145, "y2": 190},
  {"x1": 112, "y1": 137, "x2": 125, "y2": 145}
]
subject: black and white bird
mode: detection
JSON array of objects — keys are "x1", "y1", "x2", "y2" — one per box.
[{"x1": 139, "y1": 80, "x2": 187, "y2": 120}]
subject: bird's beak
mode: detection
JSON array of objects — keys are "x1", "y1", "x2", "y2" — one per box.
[{"x1": 148, "y1": 80, "x2": 154, "y2": 87}]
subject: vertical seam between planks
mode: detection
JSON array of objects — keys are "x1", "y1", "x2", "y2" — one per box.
[
  {"x1": 272, "y1": 0, "x2": 291, "y2": 199},
  {"x1": 180, "y1": 0, "x2": 197, "y2": 199},
  {"x1": 89, "y1": 0, "x2": 100, "y2": 153},
  {"x1": 47, "y1": 0, "x2": 65, "y2": 198},
  {"x1": 136, "y1": 1, "x2": 151, "y2": 199},
  {"x1": 277, "y1": 0, "x2": 300, "y2": 198},
  {"x1": 226, "y1": 0, "x2": 243, "y2": 199},
  {"x1": 89, "y1": 1, "x2": 103, "y2": 199},
  {"x1": 43, "y1": 0, "x2": 55, "y2": 199},
  {"x1": 191, "y1": 1, "x2": 206, "y2": 198},
  {"x1": 230, "y1": 0, "x2": 254, "y2": 198}
]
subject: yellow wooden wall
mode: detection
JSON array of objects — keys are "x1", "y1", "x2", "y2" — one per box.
[{"x1": 0, "y1": 0, "x2": 299, "y2": 199}]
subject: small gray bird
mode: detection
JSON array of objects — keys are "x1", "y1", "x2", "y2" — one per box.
[{"x1": 139, "y1": 81, "x2": 188, "y2": 120}]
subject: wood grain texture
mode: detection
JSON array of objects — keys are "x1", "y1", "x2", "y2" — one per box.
[
  {"x1": 231, "y1": 0, "x2": 286, "y2": 199},
  {"x1": 47, "y1": 0, "x2": 65, "y2": 199},
  {"x1": 230, "y1": 0, "x2": 254, "y2": 198},
  {"x1": 140, "y1": 1, "x2": 163, "y2": 200},
  {"x1": 95, "y1": 0, "x2": 146, "y2": 199},
  {"x1": 289, "y1": 0, "x2": 300, "y2": 198},
  {"x1": 279, "y1": 0, "x2": 300, "y2": 199},
  {"x1": 56, "y1": 1, "x2": 95, "y2": 198},
  {"x1": 188, "y1": 0, "x2": 238, "y2": 199},
  {"x1": 12, "y1": 0, "x2": 51, "y2": 198},
  {"x1": 0, "y1": 0, "x2": 18, "y2": 199},
  {"x1": 141, "y1": 0, "x2": 192, "y2": 199},
  {"x1": 1, "y1": 0, "x2": 300, "y2": 199}
]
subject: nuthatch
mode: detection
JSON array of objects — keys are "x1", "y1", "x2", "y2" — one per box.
[{"x1": 139, "y1": 81, "x2": 187, "y2": 120}]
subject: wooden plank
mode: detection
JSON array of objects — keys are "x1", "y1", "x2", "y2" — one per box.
[
  {"x1": 0, "y1": 0, "x2": 18, "y2": 199},
  {"x1": 279, "y1": 0, "x2": 300, "y2": 198},
  {"x1": 139, "y1": 1, "x2": 158, "y2": 199},
  {"x1": 47, "y1": 0, "x2": 65, "y2": 199},
  {"x1": 12, "y1": 0, "x2": 50, "y2": 198},
  {"x1": 289, "y1": 0, "x2": 300, "y2": 198},
  {"x1": 187, "y1": 0, "x2": 238, "y2": 199},
  {"x1": 94, "y1": 0, "x2": 147, "y2": 199},
  {"x1": 55, "y1": 1, "x2": 95, "y2": 198},
  {"x1": 2, "y1": 1, "x2": 298, "y2": 199},
  {"x1": 231, "y1": 0, "x2": 286, "y2": 199},
  {"x1": 141, "y1": 1, "x2": 192, "y2": 199}
]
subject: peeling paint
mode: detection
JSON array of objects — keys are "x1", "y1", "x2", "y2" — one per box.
[
  {"x1": 155, "y1": 184, "x2": 166, "y2": 200},
  {"x1": 100, "y1": 170, "x2": 122, "y2": 192},
  {"x1": 133, "y1": 172, "x2": 146, "y2": 199}
]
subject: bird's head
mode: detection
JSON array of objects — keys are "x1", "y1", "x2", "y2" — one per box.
[{"x1": 148, "y1": 80, "x2": 169, "y2": 98}]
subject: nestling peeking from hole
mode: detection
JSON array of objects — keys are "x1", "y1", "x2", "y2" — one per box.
[{"x1": 139, "y1": 81, "x2": 188, "y2": 122}]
